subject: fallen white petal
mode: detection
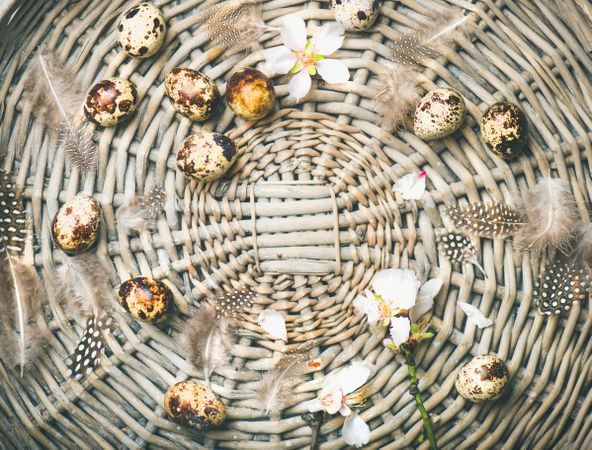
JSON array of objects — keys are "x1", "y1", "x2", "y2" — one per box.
[
  {"x1": 288, "y1": 69, "x2": 312, "y2": 101},
  {"x1": 281, "y1": 14, "x2": 307, "y2": 51},
  {"x1": 263, "y1": 46, "x2": 297, "y2": 75},
  {"x1": 394, "y1": 171, "x2": 427, "y2": 200},
  {"x1": 258, "y1": 309, "x2": 288, "y2": 341},
  {"x1": 458, "y1": 301, "x2": 493, "y2": 328},
  {"x1": 411, "y1": 278, "x2": 443, "y2": 322},
  {"x1": 353, "y1": 292, "x2": 380, "y2": 324},
  {"x1": 389, "y1": 316, "x2": 411, "y2": 347},
  {"x1": 372, "y1": 268, "x2": 420, "y2": 310},
  {"x1": 332, "y1": 362, "x2": 371, "y2": 395},
  {"x1": 342, "y1": 413, "x2": 370, "y2": 448},
  {"x1": 313, "y1": 22, "x2": 345, "y2": 55},
  {"x1": 317, "y1": 58, "x2": 350, "y2": 84}
]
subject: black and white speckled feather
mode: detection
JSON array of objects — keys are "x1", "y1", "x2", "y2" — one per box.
[
  {"x1": 445, "y1": 202, "x2": 526, "y2": 238},
  {"x1": 438, "y1": 232, "x2": 486, "y2": 276},
  {"x1": 534, "y1": 262, "x2": 590, "y2": 315}
]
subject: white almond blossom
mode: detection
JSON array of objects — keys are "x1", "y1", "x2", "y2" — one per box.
[{"x1": 264, "y1": 15, "x2": 350, "y2": 101}]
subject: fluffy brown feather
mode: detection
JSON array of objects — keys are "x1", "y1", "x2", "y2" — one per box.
[
  {"x1": 256, "y1": 341, "x2": 319, "y2": 415},
  {"x1": 115, "y1": 187, "x2": 166, "y2": 235},
  {"x1": 572, "y1": 222, "x2": 592, "y2": 268},
  {"x1": 0, "y1": 170, "x2": 45, "y2": 375},
  {"x1": 513, "y1": 178, "x2": 579, "y2": 255},
  {"x1": 197, "y1": 0, "x2": 267, "y2": 51},
  {"x1": 28, "y1": 51, "x2": 97, "y2": 173},
  {"x1": 390, "y1": 9, "x2": 471, "y2": 66},
  {"x1": 372, "y1": 66, "x2": 420, "y2": 130},
  {"x1": 183, "y1": 286, "x2": 256, "y2": 385}
]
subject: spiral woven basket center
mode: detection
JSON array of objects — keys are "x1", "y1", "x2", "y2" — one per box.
[{"x1": 2, "y1": 0, "x2": 592, "y2": 449}]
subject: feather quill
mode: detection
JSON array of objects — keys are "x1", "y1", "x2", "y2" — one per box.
[
  {"x1": 256, "y1": 341, "x2": 320, "y2": 415},
  {"x1": 183, "y1": 286, "x2": 256, "y2": 385},
  {"x1": 28, "y1": 51, "x2": 97, "y2": 173},
  {"x1": 0, "y1": 170, "x2": 44, "y2": 375},
  {"x1": 445, "y1": 202, "x2": 526, "y2": 238},
  {"x1": 513, "y1": 178, "x2": 579, "y2": 255},
  {"x1": 197, "y1": 0, "x2": 268, "y2": 51},
  {"x1": 390, "y1": 10, "x2": 471, "y2": 66},
  {"x1": 372, "y1": 66, "x2": 420, "y2": 130}
]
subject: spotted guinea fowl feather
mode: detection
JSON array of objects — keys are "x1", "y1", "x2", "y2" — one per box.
[
  {"x1": 438, "y1": 232, "x2": 486, "y2": 276},
  {"x1": 0, "y1": 169, "x2": 45, "y2": 376},
  {"x1": 68, "y1": 313, "x2": 114, "y2": 380},
  {"x1": 533, "y1": 261, "x2": 590, "y2": 316},
  {"x1": 445, "y1": 202, "x2": 526, "y2": 238},
  {"x1": 183, "y1": 286, "x2": 256, "y2": 385}
]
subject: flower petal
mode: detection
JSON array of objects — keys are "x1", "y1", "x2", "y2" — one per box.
[
  {"x1": 313, "y1": 22, "x2": 345, "y2": 55},
  {"x1": 334, "y1": 362, "x2": 371, "y2": 395},
  {"x1": 258, "y1": 309, "x2": 288, "y2": 342},
  {"x1": 307, "y1": 399, "x2": 323, "y2": 412},
  {"x1": 372, "y1": 268, "x2": 420, "y2": 309},
  {"x1": 394, "y1": 171, "x2": 426, "y2": 200},
  {"x1": 316, "y1": 59, "x2": 350, "y2": 84},
  {"x1": 339, "y1": 404, "x2": 352, "y2": 416},
  {"x1": 264, "y1": 46, "x2": 297, "y2": 75},
  {"x1": 389, "y1": 316, "x2": 411, "y2": 347},
  {"x1": 457, "y1": 301, "x2": 493, "y2": 328},
  {"x1": 342, "y1": 413, "x2": 370, "y2": 448},
  {"x1": 353, "y1": 293, "x2": 380, "y2": 324},
  {"x1": 281, "y1": 14, "x2": 307, "y2": 51},
  {"x1": 288, "y1": 69, "x2": 312, "y2": 101},
  {"x1": 410, "y1": 278, "x2": 443, "y2": 322}
]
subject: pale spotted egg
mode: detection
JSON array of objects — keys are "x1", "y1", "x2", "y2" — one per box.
[
  {"x1": 330, "y1": 0, "x2": 381, "y2": 31},
  {"x1": 118, "y1": 2, "x2": 166, "y2": 59}
]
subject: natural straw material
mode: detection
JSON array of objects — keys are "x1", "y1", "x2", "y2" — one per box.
[{"x1": 1, "y1": 0, "x2": 592, "y2": 448}]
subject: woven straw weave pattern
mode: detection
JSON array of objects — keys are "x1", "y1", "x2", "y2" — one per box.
[{"x1": 1, "y1": 0, "x2": 592, "y2": 448}]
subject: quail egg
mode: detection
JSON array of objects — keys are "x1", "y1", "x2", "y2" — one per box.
[
  {"x1": 52, "y1": 195, "x2": 101, "y2": 254},
  {"x1": 455, "y1": 354, "x2": 510, "y2": 403},
  {"x1": 164, "y1": 380, "x2": 225, "y2": 429},
  {"x1": 226, "y1": 68, "x2": 276, "y2": 120},
  {"x1": 84, "y1": 77, "x2": 138, "y2": 127},
  {"x1": 330, "y1": 0, "x2": 381, "y2": 31},
  {"x1": 176, "y1": 131, "x2": 238, "y2": 182},
  {"x1": 164, "y1": 68, "x2": 220, "y2": 121},
  {"x1": 480, "y1": 102, "x2": 528, "y2": 159},
  {"x1": 414, "y1": 87, "x2": 466, "y2": 140},
  {"x1": 118, "y1": 277, "x2": 174, "y2": 323},
  {"x1": 118, "y1": 2, "x2": 166, "y2": 58}
]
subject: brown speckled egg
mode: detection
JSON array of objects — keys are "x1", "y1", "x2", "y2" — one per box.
[
  {"x1": 164, "y1": 68, "x2": 220, "y2": 121},
  {"x1": 330, "y1": 0, "x2": 381, "y2": 31},
  {"x1": 118, "y1": 2, "x2": 166, "y2": 58},
  {"x1": 84, "y1": 77, "x2": 138, "y2": 127},
  {"x1": 118, "y1": 277, "x2": 173, "y2": 323},
  {"x1": 414, "y1": 87, "x2": 466, "y2": 140},
  {"x1": 455, "y1": 354, "x2": 510, "y2": 403},
  {"x1": 164, "y1": 380, "x2": 225, "y2": 430},
  {"x1": 480, "y1": 102, "x2": 528, "y2": 159},
  {"x1": 176, "y1": 131, "x2": 237, "y2": 182},
  {"x1": 52, "y1": 195, "x2": 101, "y2": 254},
  {"x1": 226, "y1": 68, "x2": 276, "y2": 120}
]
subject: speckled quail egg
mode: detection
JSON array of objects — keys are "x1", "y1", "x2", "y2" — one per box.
[
  {"x1": 52, "y1": 195, "x2": 101, "y2": 254},
  {"x1": 226, "y1": 68, "x2": 276, "y2": 120},
  {"x1": 480, "y1": 102, "x2": 528, "y2": 159},
  {"x1": 455, "y1": 354, "x2": 510, "y2": 403},
  {"x1": 176, "y1": 131, "x2": 238, "y2": 182},
  {"x1": 118, "y1": 277, "x2": 174, "y2": 323},
  {"x1": 330, "y1": 0, "x2": 381, "y2": 31},
  {"x1": 164, "y1": 68, "x2": 220, "y2": 121},
  {"x1": 118, "y1": 2, "x2": 166, "y2": 58},
  {"x1": 164, "y1": 380, "x2": 225, "y2": 429},
  {"x1": 414, "y1": 87, "x2": 466, "y2": 140},
  {"x1": 84, "y1": 77, "x2": 138, "y2": 127}
]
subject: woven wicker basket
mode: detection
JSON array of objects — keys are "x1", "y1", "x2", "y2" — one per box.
[{"x1": 2, "y1": 0, "x2": 592, "y2": 448}]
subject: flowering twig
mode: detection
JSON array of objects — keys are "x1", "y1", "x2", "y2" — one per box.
[
  {"x1": 401, "y1": 342, "x2": 438, "y2": 450},
  {"x1": 303, "y1": 411, "x2": 324, "y2": 449}
]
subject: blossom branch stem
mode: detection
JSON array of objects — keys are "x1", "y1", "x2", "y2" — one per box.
[
  {"x1": 402, "y1": 345, "x2": 438, "y2": 450},
  {"x1": 304, "y1": 411, "x2": 323, "y2": 450}
]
